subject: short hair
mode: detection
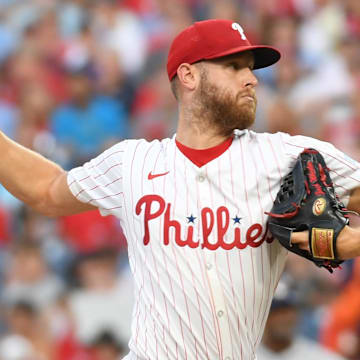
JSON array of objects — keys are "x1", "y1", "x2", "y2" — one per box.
[{"x1": 170, "y1": 76, "x2": 179, "y2": 100}]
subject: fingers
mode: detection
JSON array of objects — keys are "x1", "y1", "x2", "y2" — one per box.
[{"x1": 291, "y1": 230, "x2": 310, "y2": 252}]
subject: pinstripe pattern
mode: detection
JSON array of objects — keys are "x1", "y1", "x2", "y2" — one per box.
[{"x1": 67, "y1": 131, "x2": 360, "y2": 360}]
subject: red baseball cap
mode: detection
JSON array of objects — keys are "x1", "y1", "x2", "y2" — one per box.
[{"x1": 167, "y1": 19, "x2": 281, "y2": 81}]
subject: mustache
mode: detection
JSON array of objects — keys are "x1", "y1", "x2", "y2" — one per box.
[{"x1": 236, "y1": 90, "x2": 257, "y2": 101}]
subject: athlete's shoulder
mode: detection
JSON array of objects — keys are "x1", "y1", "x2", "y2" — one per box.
[
  {"x1": 116, "y1": 138, "x2": 171, "y2": 158},
  {"x1": 235, "y1": 129, "x2": 291, "y2": 146},
  {"x1": 118, "y1": 136, "x2": 172, "y2": 151},
  {"x1": 244, "y1": 130, "x2": 335, "y2": 152},
  {"x1": 236, "y1": 129, "x2": 286, "y2": 140},
  {"x1": 274, "y1": 131, "x2": 345, "y2": 159},
  {"x1": 255, "y1": 131, "x2": 360, "y2": 169}
]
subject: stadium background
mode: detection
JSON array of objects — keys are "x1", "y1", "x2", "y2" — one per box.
[{"x1": 0, "y1": 0, "x2": 359, "y2": 358}]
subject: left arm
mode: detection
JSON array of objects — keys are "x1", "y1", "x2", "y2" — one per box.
[
  {"x1": 292, "y1": 226, "x2": 360, "y2": 260},
  {"x1": 331, "y1": 187, "x2": 360, "y2": 259},
  {"x1": 347, "y1": 187, "x2": 360, "y2": 214},
  {"x1": 292, "y1": 187, "x2": 360, "y2": 260}
]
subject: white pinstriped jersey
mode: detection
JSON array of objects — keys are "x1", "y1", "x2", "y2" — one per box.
[{"x1": 67, "y1": 130, "x2": 360, "y2": 360}]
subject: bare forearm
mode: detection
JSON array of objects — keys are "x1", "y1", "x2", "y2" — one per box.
[
  {"x1": 0, "y1": 132, "x2": 65, "y2": 212},
  {"x1": 348, "y1": 187, "x2": 360, "y2": 214},
  {"x1": 338, "y1": 187, "x2": 360, "y2": 259},
  {"x1": 336, "y1": 226, "x2": 360, "y2": 259}
]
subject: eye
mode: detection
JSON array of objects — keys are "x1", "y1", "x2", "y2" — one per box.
[
  {"x1": 226, "y1": 61, "x2": 254, "y2": 71},
  {"x1": 228, "y1": 62, "x2": 241, "y2": 70}
]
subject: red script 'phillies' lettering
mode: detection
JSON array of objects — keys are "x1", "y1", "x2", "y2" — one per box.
[
  {"x1": 136, "y1": 195, "x2": 273, "y2": 250},
  {"x1": 135, "y1": 195, "x2": 165, "y2": 245}
]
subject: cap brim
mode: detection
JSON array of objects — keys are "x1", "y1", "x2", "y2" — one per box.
[{"x1": 204, "y1": 45, "x2": 281, "y2": 69}]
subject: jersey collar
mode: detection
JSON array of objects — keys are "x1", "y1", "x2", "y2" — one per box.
[{"x1": 175, "y1": 136, "x2": 234, "y2": 168}]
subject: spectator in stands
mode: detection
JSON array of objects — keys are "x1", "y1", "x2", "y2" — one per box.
[
  {"x1": 0, "y1": 300, "x2": 55, "y2": 360},
  {"x1": 15, "y1": 82, "x2": 54, "y2": 151},
  {"x1": 131, "y1": 57, "x2": 177, "y2": 140},
  {"x1": 265, "y1": 98, "x2": 301, "y2": 135},
  {"x1": 344, "y1": 0, "x2": 360, "y2": 38},
  {"x1": 2, "y1": 240, "x2": 64, "y2": 309},
  {"x1": 0, "y1": 334, "x2": 35, "y2": 360},
  {"x1": 57, "y1": 209, "x2": 127, "y2": 254},
  {"x1": 89, "y1": 330, "x2": 126, "y2": 360},
  {"x1": 94, "y1": 48, "x2": 136, "y2": 115},
  {"x1": 90, "y1": 0, "x2": 147, "y2": 76},
  {"x1": 257, "y1": 277, "x2": 345, "y2": 360},
  {"x1": 51, "y1": 64, "x2": 129, "y2": 168},
  {"x1": 67, "y1": 248, "x2": 133, "y2": 350},
  {"x1": 320, "y1": 258, "x2": 360, "y2": 359}
]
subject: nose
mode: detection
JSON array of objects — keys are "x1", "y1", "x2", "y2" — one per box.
[{"x1": 242, "y1": 68, "x2": 258, "y2": 88}]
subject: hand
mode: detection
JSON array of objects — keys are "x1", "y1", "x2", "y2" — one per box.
[
  {"x1": 291, "y1": 226, "x2": 359, "y2": 260},
  {"x1": 291, "y1": 230, "x2": 310, "y2": 252}
]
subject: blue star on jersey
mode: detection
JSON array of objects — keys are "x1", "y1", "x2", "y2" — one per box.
[
  {"x1": 187, "y1": 214, "x2": 196, "y2": 223},
  {"x1": 232, "y1": 215, "x2": 242, "y2": 225}
]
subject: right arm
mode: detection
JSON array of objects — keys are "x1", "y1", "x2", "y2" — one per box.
[{"x1": 0, "y1": 132, "x2": 96, "y2": 217}]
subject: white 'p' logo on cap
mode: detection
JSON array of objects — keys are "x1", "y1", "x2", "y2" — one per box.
[{"x1": 232, "y1": 22, "x2": 247, "y2": 40}]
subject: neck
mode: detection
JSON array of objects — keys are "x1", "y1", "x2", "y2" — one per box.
[{"x1": 176, "y1": 105, "x2": 229, "y2": 149}]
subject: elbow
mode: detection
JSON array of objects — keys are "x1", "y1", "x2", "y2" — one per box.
[
  {"x1": 25, "y1": 170, "x2": 94, "y2": 217},
  {"x1": 29, "y1": 170, "x2": 68, "y2": 218},
  {"x1": 39, "y1": 206, "x2": 63, "y2": 218},
  {"x1": 30, "y1": 199, "x2": 63, "y2": 218}
]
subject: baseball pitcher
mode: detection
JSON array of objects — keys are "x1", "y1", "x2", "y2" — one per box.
[{"x1": 0, "y1": 19, "x2": 360, "y2": 360}]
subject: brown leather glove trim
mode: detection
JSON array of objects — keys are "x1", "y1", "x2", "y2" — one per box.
[{"x1": 311, "y1": 228, "x2": 335, "y2": 259}]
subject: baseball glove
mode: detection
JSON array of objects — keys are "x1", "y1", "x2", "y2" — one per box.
[{"x1": 266, "y1": 148, "x2": 352, "y2": 273}]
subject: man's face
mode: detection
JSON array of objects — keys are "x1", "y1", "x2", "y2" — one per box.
[
  {"x1": 67, "y1": 74, "x2": 92, "y2": 105},
  {"x1": 193, "y1": 51, "x2": 258, "y2": 137},
  {"x1": 265, "y1": 306, "x2": 298, "y2": 342}
]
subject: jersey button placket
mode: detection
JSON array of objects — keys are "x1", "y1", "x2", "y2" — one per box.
[
  {"x1": 197, "y1": 173, "x2": 206, "y2": 182},
  {"x1": 197, "y1": 171, "x2": 232, "y2": 357},
  {"x1": 216, "y1": 306, "x2": 233, "y2": 357},
  {"x1": 204, "y1": 252, "x2": 233, "y2": 359}
]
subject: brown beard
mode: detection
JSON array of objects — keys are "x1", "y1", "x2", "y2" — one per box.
[{"x1": 192, "y1": 69, "x2": 257, "y2": 137}]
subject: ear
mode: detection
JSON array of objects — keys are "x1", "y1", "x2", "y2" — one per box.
[{"x1": 176, "y1": 63, "x2": 200, "y2": 92}]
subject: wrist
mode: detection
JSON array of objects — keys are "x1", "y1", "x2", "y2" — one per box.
[{"x1": 337, "y1": 225, "x2": 360, "y2": 260}]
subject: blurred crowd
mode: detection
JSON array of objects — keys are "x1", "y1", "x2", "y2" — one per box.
[{"x1": 0, "y1": 0, "x2": 359, "y2": 359}]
